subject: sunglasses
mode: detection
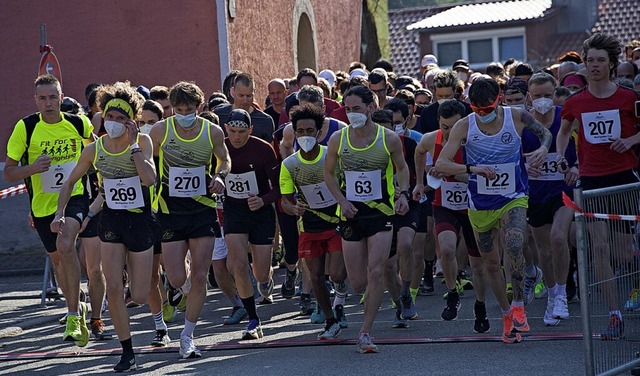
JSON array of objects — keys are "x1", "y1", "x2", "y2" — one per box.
[{"x1": 470, "y1": 96, "x2": 500, "y2": 116}]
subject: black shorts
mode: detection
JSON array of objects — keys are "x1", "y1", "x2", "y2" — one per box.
[
  {"x1": 338, "y1": 215, "x2": 395, "y2": 242},
  {"x1": 415, "y1": 193, "x2": 434, "y2": 234},
  {"x1": 98, "y1": 208, "x2": 160, "y2": 252},
  {"x1": 527, "y1": 194, "x2": 567, "y2": 228},
  {"x1": 33, "y1": 195, "x2": 88, "y2": 253},
  {"x1": 79, "y1": 211, "x2": 102, "y2": 238},
  {"x1": 432, "y1": 205, "x2": 480, "y2": 258},
  {"x1": 159, "y1": 208, "x2": 221, "y2": 242},
  {"x1": 223, "y1": 201, "x2": 276, "y2": 245},
  {"x1": 153, "y1": 242, "x2": 162, "y2": 255},
  {"x1": 396, "y1": 201, "x2": 420, "y2": 231}
]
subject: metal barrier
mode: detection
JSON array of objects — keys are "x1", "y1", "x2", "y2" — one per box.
[{"x1": 574, "y1": 182, "x2": 640, "y2": 376}]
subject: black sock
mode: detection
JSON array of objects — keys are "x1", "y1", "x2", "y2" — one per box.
[
  {"x1": 241, "y1": 297, "x2": 259, "y2": 320},
  {"x1": 301, "y1": 293, "x2": 311, "y2": 300},
  {"x1": 120, "y1": 337, "x2": 133, "y2": 355}
]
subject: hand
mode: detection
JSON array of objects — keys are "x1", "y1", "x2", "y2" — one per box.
[
  {"x1": 50, "y1": 214, "x2": 65, "y2": 234},
  {"x1": 609, "y1": 137, "x2": 634, "y2": 153},
  {"x1": 564, "y1": 166, "x2": 579, "y2": 186},
  {"x1": 79, "y1": 215, "x2": 91, "y2": 233},
  {"x1": 292, "y1": 202, "x2": 308, "y2": 216},
  {"x1": 209, "y1": 175, "x2": 225, "y2": 194},
  {"x1": 27, "y1": 214, "x2": 35, "y2": 230},
  {"x1": 247, "y1": 193, "x2": 264, "y2": 211},
  {"x1": 525, "y1": 163, "x2": 542, "y2": 178},
  {"x1": 472, "y1": 165, "x2": 496, "y2": 180},
  {"x1": 395, "y1": 195, "x2": 409, "y2": 216},
  {"x1": 556, "y1": 155, "x2": 569, "y2": 173},
  {"x1": 412, "y1": 183, "x2": 425, "y2": 201},
  {"x1": 523, "y1": 146, "x2": 547, "y2": 168},
  {"x1": 31, "y1": 155, "x2": 52, "y2": 174},
  {"x1": 125, "y1": 119, "x2": 139, "y2": 146},
  {"x1": 428, "y1": 166, "x2": 446, "y2": 179},
  {"x1": 339, "y1": 199, "x2": 358, "y2": 219}
]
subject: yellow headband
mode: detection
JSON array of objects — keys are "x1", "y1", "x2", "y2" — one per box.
[{"x1": 103, "y1": 98, "x2": 134, "y2": 119}]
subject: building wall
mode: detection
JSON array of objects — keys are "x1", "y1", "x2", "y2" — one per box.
[
  {"x1": 226, "y1": 0, "x2": 362, "y2": 105},
  {"x1": 0, "y1": 0, "x2": 222, "y2": 161}
]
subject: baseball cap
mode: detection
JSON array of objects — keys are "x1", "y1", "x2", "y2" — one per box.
[
  {"x1": 226, "y1": 109, "x2": 251, "y2": 128},
  {"x1": 349, "y1": 68, "x2": 369, "y2": 80},
  {"x1": 136, "y1": 85, "x2": 150, "y2": 100},
  {"x1": 505, "y1": 77, "x2": 528, "y2": 95},
  {"x1": 452, "y1": 59, "x2": 470, "y2": 71},
  {"x1": 319, "y1": 69, "x2": 336, "y2": 88},
  {"x1": 421, "y1": 54, "x2": 438, "y2": 68}
]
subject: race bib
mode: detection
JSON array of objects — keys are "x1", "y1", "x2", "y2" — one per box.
[
  {"x1": 225, "y1": 171, "x2": 258, "y2": 199},
  {"x1": 529, "y1": 153, "x2": 563, "y2": 181},
  {"x1": 299, "y1": 182, "x2": 337, "y2": 209},
  {"x1": 168, "y1": 166, "x2": 206, "y2": 197},
  {"x1": 441, "y1": 181, "x2": 468, "y2": 211},
  {"x1": 103, "y1": 176, "x2": 144, "y2": 210},
  {"x1": 345, "y1": 170, "x2": 382, "y2": 202},
  {"x1": 41, "y1": 162, "x2": 75, "y2": 193},
  {"x1": 581, "y1": 109, "x2": 621, "y2": 144},
  {"x1": 477, "y1": 163, "x2": 516, "y2": 195}
]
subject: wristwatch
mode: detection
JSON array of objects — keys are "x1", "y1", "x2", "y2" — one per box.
[
  {"x1": 130, "y1": 142, "x2": 141, "y2": 154},
  {"x1": 400, "y1": 190, "x2": 411, "y2": 200},
  {"x1": 466, "y1": 164, "x2": 473, "y2": 174},
  {"x1": 87, "y1": 210, "x2": 95, "y2": 219}
]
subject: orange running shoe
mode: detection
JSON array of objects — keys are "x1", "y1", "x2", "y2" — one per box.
[
  {"x1": 511, "y1": 305, "x2": 530, "y2": 332},
  {"x1": 502, "y1": 313, "x2": 522, "y2": 344}
]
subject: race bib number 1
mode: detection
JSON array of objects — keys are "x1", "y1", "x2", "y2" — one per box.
[
  {"x1": 581, "y1": 109, "x2": 621, "y2": 144},
  {"x1": 345, "y1": 170, "x2": 382, "y2": 202},
  {"x1": 299, "y1": 182, "x2": 337, "y2": 209},
  {"x1": 103, "y1": 176, "x2": 144, "y2": 210},
  {"x1": 477, "y1": 163, "x2": 516, "y2": 195},
  {"x1": 168, "y1": 166, "x2": 206, "y2": 197},
  {"x1": 441, "y1": 181, "x2": 468, "y2": 211},
  {"x1": 225, "y1": 171, "x2": 258, "y2": 199},
  {"x1": 41, "y1": 162, "x2": 75, "y2": 193}
]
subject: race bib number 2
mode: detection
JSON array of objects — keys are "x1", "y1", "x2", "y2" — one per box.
[
  {"x1": 40, "y1": 162, "x2": 75, "y2": 193},
  {"x1": 581, "y1": 109, "x2": 621, "y2": 144},
  {"x1": 103, "y1": 176, "x2": 144, "y2": 210},
  {"x1": 477, "y1": 163, "x2": 516, "y2": 195},
  {"x1": 345, "y1": 170, "x2": 382, "y2": 202},
  {"x1": 168, "y1": 166, "x2": 206, "y2": 197}
]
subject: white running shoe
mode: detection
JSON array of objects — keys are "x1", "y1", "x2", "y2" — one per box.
[
  {"x1": 179, "y1": 335, "x2": 202, "y2": 359},
  {"x1": 553, "y1": 295, "x2": 569, "y2": 319},
  {"x1": 543, "y1": 300, "x2": 560, "y2": 326}
]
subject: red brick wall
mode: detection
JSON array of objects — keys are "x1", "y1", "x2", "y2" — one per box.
[
  {"x1": 226, "y1": 0, "x2": 362, "y2": 105},
  {"x1": 0, "y1": 0, "x2": 221, "y2": 161}
]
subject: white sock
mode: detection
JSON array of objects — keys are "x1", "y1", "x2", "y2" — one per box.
[
  {"x1": 556, "y1": 284, "x2": 567, "y2": 297},
  {"x1": 181, "y1": 319, "x2": 196, "y2": 338},
  {"x1": 153, "y1": 311, "x2": 167, "y2": 331}
]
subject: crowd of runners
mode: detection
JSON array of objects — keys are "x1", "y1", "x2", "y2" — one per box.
[{"x1": 4, "y1": 32, "x2": 640, "y2": 372}]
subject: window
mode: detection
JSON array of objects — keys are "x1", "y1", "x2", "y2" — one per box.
[
  {"x1": 437, "y1": 42, "x2": 461, "y2": 67},
  {"x1": 468, "y1": 39, "x2": 492, "y2": 64},
  {"x1": 499, "y1": 36, "x2": 524, "y2": 61}
]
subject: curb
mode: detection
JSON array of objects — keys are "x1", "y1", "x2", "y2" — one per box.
[{"x1": 0, "y1": 309, "x2": 64, "y2": 339}]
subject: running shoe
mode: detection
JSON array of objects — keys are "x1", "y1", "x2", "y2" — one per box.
[
  {"x1": 401, "y1": 295, "x2": 418, "y2": 320},
  {"x1": 176, "y1": 294, "x2": 188, "y2": 312},
  {"x1": 223, "y1": 306, "x2": 248, "y2": 325},
  {"x1": 326, "y1": 280, "x2": 335, "y2": 297},
  {"x1": 300, "y1": 296, "x2": 314, "y2": 315},
  {"x1": 256, "y1": 295, "x2": 273, "y2": 305},
  {"x1": 458, "y1": 270, "x2": 474, "y2": 290},
  {"x1": 90, "y1": 319, "x2": 113, "y2": 340},
  {"x1": 113, "y1": 352, "x2": 136, "y2": 373},
  {"x1": 534, "y1": 281, "x2": 548, "y2": 299},
  {"x1": 258, "y1": 277, "x2": 274, "y2": 298},
  {"x1": 281, "y1": 268, "x2": 298, "y2": 299},
  {"x1": 125, "y1": 288, "x2": 140, "y2": 308},
  {"x1": 334, "y1": 304, "x2": 349, "y2": 328},
  {"x1": 59, "y1": 313, "x2": 69, "y2": 325},
  {"x1": 441, "y1": 291, "x2": 460, "y2": 321},
  {"x1": 63, "y1": 314, "x2": 82, "y2": 342},
  {"x1": 502, "y1": 313, "x2": 522, "y2": 344},
  {"x1": 523, "y1": 266, "x2": 543, "y2": 305},
  {"x1": 442, "y1": 281, "x2": 464, "y2": 299},
  {"x1": 359, "y1": 293, "x2": 366, "y2": 305},
  {"x1": 511, "y1": 306, "x2": 530, "y2": 332},
  {"x1": 242, "y1": 319, "x2": 263, "y2": 340},
  {"x1": 167, "y1": 283, "x2": 183, "y2": 307},
  {"x1": 311, "y1": 304, "x2": 326, "y2": 324},
  {"x1": 162, "y1": 301, "x2": 177, "y2": 323},
  {"x1": 410, "y1": 288, "x2": 419, "y2": 303},
  {"x1": 357, "y1": 332, "x2": 379, "y2": 353},
  {"x1": 392, "y1": 310, "x2": 408, "y2": 328},
  {"x1": 553, "y1": 295, "x2": 569, "y2": 319},
  {"x1": 318, "y1": 319, "x2": 341, "y2": 340},
  {"x1": 543, "y1": 300, "x2": 560, "y2": 326},
  {"x1": 624, "y1": 289, "x2": 640, "y2": 311},
  {"x1": 601, "y1": 314, "x2": 624, "y2": 341},
  {"x1": 150, "y1": 329, "x2": 170, "y2": 347},
  {"x1": 421, "y1": 264, "x2": 435, "y2": 295},
  {"x1": 75, "y1": 302, "x2": 90, "y2": 347},
  {"x1": 179, "y1": 335, "x2": 202, "y2": 358},
  {"x1": 473, "y1": 300, "x2": 490, "y2": 333}
]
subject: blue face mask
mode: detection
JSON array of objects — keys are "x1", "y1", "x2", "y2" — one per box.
[
  {"x1": 476, "y1": 111, "x2": 497, "y2": 124},
  {"x1": 175, "y1": 112, "x2": 197, "y2": 128}
]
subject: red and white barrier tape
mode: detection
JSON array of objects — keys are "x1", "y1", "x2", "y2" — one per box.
[
  {"x1": 0, "y1": 184, "x2": 27, "y2": 200},
  {"x1": 562, "y1": 192, "x2": 640, "y2": 221}
]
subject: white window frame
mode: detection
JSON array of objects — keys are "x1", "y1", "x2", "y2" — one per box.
[{"x1": 431, "y1": 27, "x2": 526, "y2": 68}]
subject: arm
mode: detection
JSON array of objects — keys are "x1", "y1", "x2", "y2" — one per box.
[
  {"x1": 148, "y1": 120, "x2": 166, "y2": 157},
  {"x1": 4, "y1": 156, "x2": 50, "y2": 182},
  {"x1": 209, "y1": 124, "x2": 231, "y2": 194},
  {"x1": 323, "y1": 132, "x2": 357, "y2": 218},
  {"x1": 518, "y1": 109, "x2": 551, "y2": 168},
  {"x1": 126, "y1": 120, "x2": 156, "y2": 187},
  {"x1": 435, "y1": 120, "x2": 469, "y2": 176},
  {"x1": 278, "y1": 161, "x2": 303, "y2": 216},
  {"x1": 51, "y1": 143, "x2": 95, "y2": 233},
  {"x1": 385, "y1": 130, "x2": 410, "y2": 215},
  {"x1": 279, "y1": 123, "x2": 295, "y2": 159},
  {"x1": 247, "y1": 144, "x2": 280, "y2": 211}
]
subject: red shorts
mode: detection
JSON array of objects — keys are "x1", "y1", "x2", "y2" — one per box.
[{"x1": 298, "y1": 229, "x2": 342, "y2": 259}]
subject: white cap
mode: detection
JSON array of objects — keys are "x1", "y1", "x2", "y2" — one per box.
[
  {"x1": 421, "y1": 54, "x2": 438, "y2": 68},
  {"x1": 319, "y1": 69, "x2": 336, "y2": 87},
  {"x1": 349, "y1": 68, "x2": 368, "y2": 80}
]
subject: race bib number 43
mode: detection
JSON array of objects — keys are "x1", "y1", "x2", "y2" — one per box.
[
  {"x1": 345, "y1": 170, "x2": 382, "y2": 202},
  {"x1": 477, "y1": 163, "x2": 516, "y2": 195},
  {"x1": 225, "y1": 171, "x2": 258, "y2": 199},
  {"x1": 581, "y1": 109, "x2": 621, "y2": 144},
  {"x1": 103, "y1": 176, "x2": 144, "y2": 210},
  {"x1": 168, "y1": 166, "x2": 206, "y2": 197},
  {"x1": 529, "y1": 152, "x2": 563, "y2": 181},
  {"x1": 41, "y1": 162, "x2": 75, "y2": 193}
]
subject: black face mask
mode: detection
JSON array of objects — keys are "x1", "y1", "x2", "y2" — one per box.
[{"x1": 414, "y1": 104, "x2": 428, "y2": 116}]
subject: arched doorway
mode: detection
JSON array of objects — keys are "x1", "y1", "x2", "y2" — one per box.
[{"x1": 296, "y1": 13, "x2": 316, "y2": 71}]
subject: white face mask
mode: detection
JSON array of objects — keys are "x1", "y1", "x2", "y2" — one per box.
[
  {"x1": 437, "y1": 98, "x2": 451, "y2": 105},
  {"x1": 393, "y1": 123, "x2": 405, "y2": 135},
  {"x1": 457, "y1": 72, "x2": 468, "y2": 82},
  {"x1": 532, "y1": 97, "x2": 554, "y2": 115},
  {"x1": 104, "y1": 120, "x2": 126, "y2": 139},
  {"x1": 510, "y1": 103, "x2": 526, "y2": 110},
  {"x1": 347, "y1": 112, "x2": 368, "y2": 128},
  {"x1": 297, "y1": 136, "x2": 317, "y2": 153},
  {"x1": 139, "y1": 123, "x2": 153, "y2": 134}
]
